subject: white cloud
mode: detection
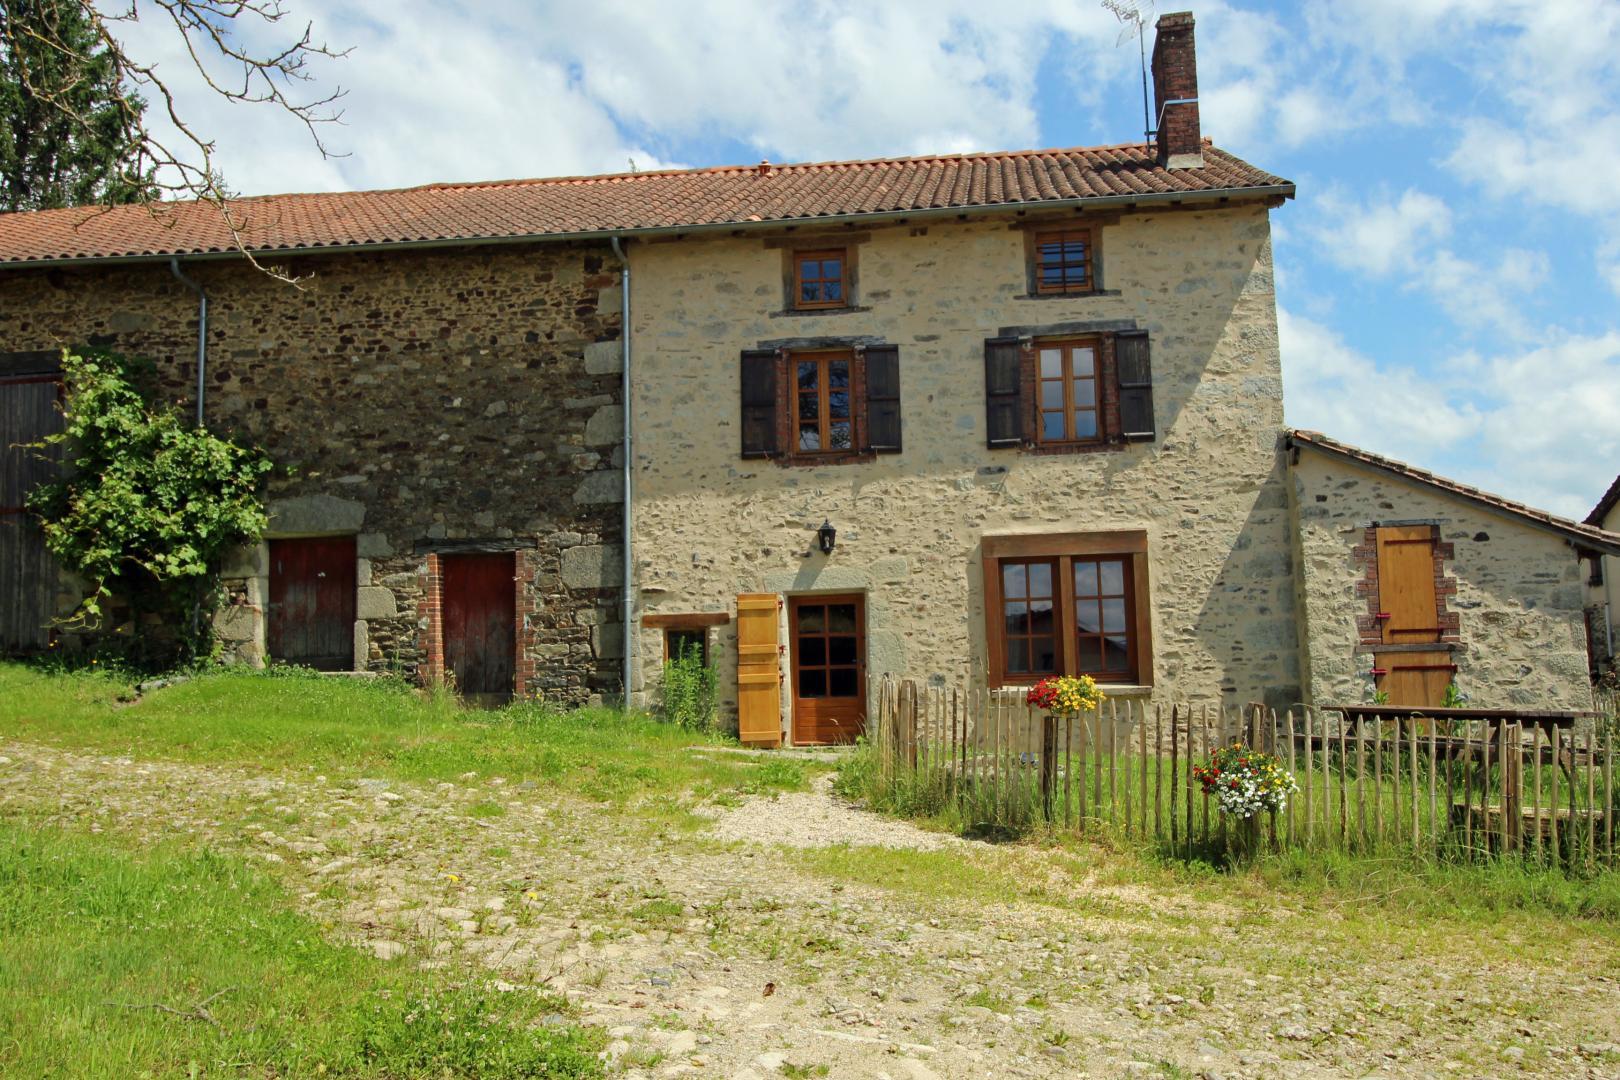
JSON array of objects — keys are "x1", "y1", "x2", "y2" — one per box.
[
  {"x1": 102, "y1": 0, "x2": 1141, "y2": 195},
  {"x1": 1314, "y1": 189, "x2": 1452, "y2": 276},
  {"x1": 1279, "y1": 307, "x2": 1479, "y2": 454},
  {"x1": 1282, "y1": 305, "x2": 1620, "y2": 518},
  {"x1": 1410, "y1": 248, "x2": 1548, "y2": 340}
]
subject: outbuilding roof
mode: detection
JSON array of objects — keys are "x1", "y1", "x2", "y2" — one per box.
[
  {"x1": 0, "y1": 141, "x2": 1291, "y2": 267},
  {"x1": 1586, "y1": 474, "x2": 1620, "y2": 528},
  {"x1": 1286, "y1": 429, "x2": 1620, "y2": 557}
]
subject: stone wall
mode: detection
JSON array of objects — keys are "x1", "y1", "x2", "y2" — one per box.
[
  {"x1": 627, "y1": 203, "x2": 1301, "y2": 734},
  {"x1": 0, "y1": 242, "x2": 624, "y2": 702},
  {"x1": 1289, "y1": 449, "x2": 1592, "y2": 709}
]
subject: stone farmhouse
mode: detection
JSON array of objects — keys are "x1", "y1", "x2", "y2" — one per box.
[{"x1": 2, "y1": 12, "x2": 1615, "y2": 738}]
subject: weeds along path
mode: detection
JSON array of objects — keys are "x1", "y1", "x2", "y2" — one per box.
[{"x1": 4, "y1": 738, "x2": 1620, "y2": 1079}]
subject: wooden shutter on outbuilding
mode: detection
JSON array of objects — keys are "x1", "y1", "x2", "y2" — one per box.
[
  {"x1": 735, "y1": 593, "x2": 782, "y2": 746},
  {"x1": 863, "y1": 344, "x2": 901, "y2": 453},
  {"x1": 984, "y1": 337, "x2": 1024, "y2": 448},
  {"x1": 1115, "y1": 331, "x2": 1155, "y2": 441},
  {"x1": 740, "y1": 349, "x2": 779, "y2": 458},
  {"x1": 1376, "y1": 526, "x2": 1441, "y2": 644},
  {"x1": 1371, "y1": 524, "x2": 1452, "y2": 707},
  {"x1": 1376, "y1": 654, "x2": 1455, "y2": 709}
]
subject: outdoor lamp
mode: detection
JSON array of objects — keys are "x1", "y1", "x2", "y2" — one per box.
[{"x1": 817, "y1": 519, "x2": 837, "y2": 555}]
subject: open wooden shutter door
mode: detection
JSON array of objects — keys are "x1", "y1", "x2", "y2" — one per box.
[
  {"x1": 735, "y1": 593, "x2": 782, "y2": 746},
  {"x1": 1115, "y1": 331, "x2": 1155, "y2": 441},
  {"x1": 984, "y1": 337, "x2": 1024, "y2": 448},
  {"x1": 863, "y1": 345, "x2": 901, "y2": 453},
  {"x1": 740, "y1": 349, "x2": 780, "y2": 458}
]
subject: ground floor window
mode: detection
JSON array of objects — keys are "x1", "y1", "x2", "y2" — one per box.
[
  {"x1": 982, "y1": 531, "x2": 1152, "y2": 687},
  {"x1": 664, "y1": 627, "x2": 709, "y2": 665},
  {"x1": 643, "y1": 612, "x2": 730, "y2": 667}
]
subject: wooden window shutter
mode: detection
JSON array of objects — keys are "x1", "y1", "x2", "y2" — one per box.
[
  {"x1": 863, "y1": 344, "x2": 901, "y2": 453},
  {"x1": 740, "y1": 349, "x2": 780, "y2": 458},
  {"x1": 984, "y1": 336, "x2": 1024, "y2": 448},
  {"x1": 1115, "y1": 331, "x2": 1155, "y2": 441},
  {"x1": 1375, "y1": 526, "x2": 1442, "y2": 644},
  {"x1": 1374, "y1": 652, "x2": 1455, "y2": 708},
  {"x1": 735, "y1": 593, "x2": 782, "y2": 747}
]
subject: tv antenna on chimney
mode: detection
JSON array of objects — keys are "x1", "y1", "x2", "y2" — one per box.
[{"x1": 1101, "y1": 0, "x2": 1155, "y2": 148}]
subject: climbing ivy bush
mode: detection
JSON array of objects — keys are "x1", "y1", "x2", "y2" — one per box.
[{"x1": 27, "y1": 349, "x2": 271, "y2": 659}]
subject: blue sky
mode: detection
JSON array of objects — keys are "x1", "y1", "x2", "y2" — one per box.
[{"x1": 121, "y1": 0, "x2": 1620, "y2": 517}]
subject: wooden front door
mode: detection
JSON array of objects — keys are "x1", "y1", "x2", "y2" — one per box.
[
  {"x1": 1, "y1": 374, "x2": 62, "y2": 653},
  {"x1": 789, "y1": 594, "x2": 865, "y2": 745},
  {"x1": 1371, "y1": 525, "x2": 1453, "y2": 708},
  {"x1": 268, "y1": 537, "x2": 357, "y2": 670},
  {"x1": 441, "y1": 552, "x2": 516, "y2": 705}
]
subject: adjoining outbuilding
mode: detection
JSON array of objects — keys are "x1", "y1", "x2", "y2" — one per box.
[{"x1": 1286, "y1": 430, "x2": 1620, "y2": 711}]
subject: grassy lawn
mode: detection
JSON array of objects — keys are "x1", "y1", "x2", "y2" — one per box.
[
  {"x1": 0, "y1": 821, "x2": 603, "y2": 1078},
  {"x1": 0, "y1": 663, "x2": 821, "y2": 813}
]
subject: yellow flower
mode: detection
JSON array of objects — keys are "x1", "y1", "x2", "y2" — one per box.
[{"x1": 442, "y1": 872, "x2": 460, "y2": 883}]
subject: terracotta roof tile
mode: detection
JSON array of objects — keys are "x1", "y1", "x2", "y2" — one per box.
[
  {"x1": 1288, "y1": 429, "x2": 1620, "y2": 556},
  {"x1": 0, "y1": 142, "x2": 1290, "y2": 266}
]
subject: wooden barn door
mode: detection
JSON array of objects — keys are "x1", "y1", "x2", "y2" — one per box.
[
  {"x1": 1, "y1": 373, "x2": 62, "y2": 653},
  {"x1": 736, "y1": 593, "x2": 782, "y2": 747},
  {"x1": 1372, "y1": 525, "x2": 1452, "y2": 707},
  {"x1": 442, "y1": 552, "x2": 516, "y2": 706},
  {"x1": 789, "y1": 594, "x2": 866, "y2": 746},
  {"x1": 267, "y1": 537, "x2": 357, "y2": 670}
]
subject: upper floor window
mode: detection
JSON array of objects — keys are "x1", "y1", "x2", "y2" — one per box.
[
  {"x1": 984, "y1": 330, "x2": 1154, "y2": 452},
  {"x1": 1033, "y1": 229, "x2": 1093, "y2": 295},
  {"x1": 796, "y1": 350, "x2": 854, "y2": 452},
  {"x1": 740, "y1": 343, "x2": 901, "y2": 464},
  {"x1": 794, "y1": 249, "x2": 848, "y2": 310},
  {"x1": 1037, "y1": 338, "x2": 1101, "y2": 445}
]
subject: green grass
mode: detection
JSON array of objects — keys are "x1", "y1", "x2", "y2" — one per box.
[
  {"x1": 0, "y1": 821, "x2": 604, "y2": 1078},
  {"x1": 0, "y1": 663, "x2": 822, "y2": 815}
]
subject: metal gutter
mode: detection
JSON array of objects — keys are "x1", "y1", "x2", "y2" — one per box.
[
  {"x1": 0, "y1": 184, "x2": 1296, "y2": 272},
  {"x1": 167, "y1": 257, "x2": 208, "y2": 427},
  {"x1": 609, "y1": 235, "x2": 634, "y2": 709}
]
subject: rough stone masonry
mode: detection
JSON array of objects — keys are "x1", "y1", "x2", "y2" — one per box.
[{"x1": 0, "y1": 241, "x2": 626, "y2": 703}]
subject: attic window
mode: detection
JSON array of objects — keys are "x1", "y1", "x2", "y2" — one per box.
[
  {"x1": 1033, "y1": 229, "x2": 1094, "y2": 294},
  {"x1": 794, "y1": 249, "x2": 847, "y2": 309}
]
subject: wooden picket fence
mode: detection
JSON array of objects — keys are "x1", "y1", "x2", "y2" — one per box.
[{"x1": 870, "y1": 679, "x2": 1618, "y2": 870}]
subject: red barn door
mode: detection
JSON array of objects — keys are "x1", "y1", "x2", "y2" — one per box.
[
  {"x1": 268, "y1": 537, "x2": 357, "y2": 670},
  {"x1": 441, "y1": 552, "x2": 516, "y2": 705}
]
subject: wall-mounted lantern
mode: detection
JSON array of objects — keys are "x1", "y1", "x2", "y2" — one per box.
[{"x1": 817, "y1": 519, "x2": 837, "y2": 555}]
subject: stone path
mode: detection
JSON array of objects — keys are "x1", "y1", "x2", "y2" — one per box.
[{"x1": 4, "y1": 741, "x2": 1620, "y2": 1078}]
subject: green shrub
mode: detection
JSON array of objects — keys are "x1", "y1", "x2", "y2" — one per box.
[
  {"x1": 659, "y1": 645, "x2": 717, "y2": 732},
  {"x1": 26, "y1": 349, "x2": 270, "y2": 662}
]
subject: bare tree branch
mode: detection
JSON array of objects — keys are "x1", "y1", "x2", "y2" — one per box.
[{"x1": 1, "y1": 0, "x2": 350, "y2": 280}]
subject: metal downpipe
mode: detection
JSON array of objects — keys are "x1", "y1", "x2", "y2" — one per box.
[
  {"x1": 168, "y1": 258, "x2": 208, "y2": 427},
  {"x1": 610, "y1": 235, "x2": 634, "y2": 708}
]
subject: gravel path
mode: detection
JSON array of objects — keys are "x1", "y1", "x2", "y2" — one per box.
[
  {"x1": 704, "y1": 774, "x2": 968, "y2": 851},
  {"x1": 4, "y1": 740, "x2": 1620, "y2": 1079}
]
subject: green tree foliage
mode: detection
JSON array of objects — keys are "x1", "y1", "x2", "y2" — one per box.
[
  {"x1": 0, "y1": 0, "x2": 152, "y2": 211},
  {"x1": 27, "y1": 350, "x2": 270, "y2": 659}
]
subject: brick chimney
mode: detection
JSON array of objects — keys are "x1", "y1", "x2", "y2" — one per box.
[{"x1": 1151, "y1": 11, "x2": 1203, "y2": 169}]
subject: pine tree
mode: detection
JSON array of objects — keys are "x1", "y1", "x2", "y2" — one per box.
[{"x1": 0, "y1": 0, "x2": 151, "y2": 211}]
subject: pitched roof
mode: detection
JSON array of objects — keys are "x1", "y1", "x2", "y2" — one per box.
[
  {"x1": 1586, "y1": 474, "x2": 1620, "y2": 527},
  {"x1": 1286, "y1": 429, "x2": 1620, "y2": 557},
  {"x1": 0, "y1": 142, "x2": 1291, "y2": 267}
]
